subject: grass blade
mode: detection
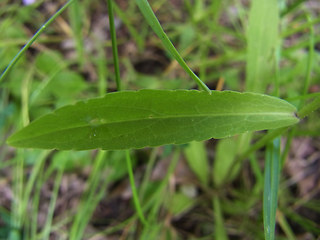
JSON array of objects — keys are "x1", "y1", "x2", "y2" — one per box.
[
  {"x1": 0, "y1": 0, "x2": 76, "y2": 83},
  {"x1": 246, "y1": 0, "x2": 279, "y2": 92},
  {"x1": 136, "y1": 0, "x2": 211, "y2": 93},
  {"x1": 263, "y1": 137, "x2": 281, "y2": 240}
]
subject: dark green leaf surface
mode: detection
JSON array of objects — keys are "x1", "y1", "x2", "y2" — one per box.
[{"x1": 7, "y1": 90, "x2": 299, "y2": 150}]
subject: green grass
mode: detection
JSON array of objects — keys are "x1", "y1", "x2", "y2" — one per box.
[{"x1": 1, "y1": 0, "x2": 320, "y2": 239}]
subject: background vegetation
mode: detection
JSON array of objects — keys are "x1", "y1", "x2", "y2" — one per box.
[{"x1": 0, "y1": 0, "x2": 319, "y2": 239}]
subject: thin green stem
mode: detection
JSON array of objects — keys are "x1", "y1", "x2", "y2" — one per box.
[
  {"x1": 125, "y1": 151, "x2": 148, "y2": 226},
  {"x1": 277, "y1": 210, "x2": 296, "y2": 240},
  {"x1": 107, "y1": 0, "x2": 147, "y2": 227},
  {"x1": 263, "y1": 137, "x2": 281, "y2": 240},
  {"x1": 107, "y1": 0, "x2": 121, "y2": 91},
  {"x1": 0, "y1": 0, "x2": 77, "y2": 83},
  {"x1": 136, "y1": 0, "x2": 211, "y2": 93}
]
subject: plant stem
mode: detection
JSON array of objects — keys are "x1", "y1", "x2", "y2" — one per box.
[
  {"x1": 263, "y1": 137, "x2": 281, "y2": 240},
  {"x1": 107, "y1": 0, "x2": 146, "y2": 226},
  {"x1": 136, "y1": 0, "x2": 211, "y2": 93},
  {"x1": 0, "y1": 0, "x2": 77, "y2": 83}
]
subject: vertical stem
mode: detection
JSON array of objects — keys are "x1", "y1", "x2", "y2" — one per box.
[
  {"x1": 136, "y1": 0, "x2": 211, "y2": 93},
  {"x1": 107, "y1": 0, "x2": 146, "y2": 226},
  {"x1": 0, "y1": 0, "x2": 77, "y2": 83}
]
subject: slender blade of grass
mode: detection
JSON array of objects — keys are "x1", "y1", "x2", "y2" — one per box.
[
  {"x1": 135, "y1": 0, "x2": 211, "y2": 93},
  {"x1": 107, "y1": 0, "x2": 147, "y2": 227},
  {"x1": 246, "y1": 0, "x2": 279, "y2": 93},
  {"x1": 263, "y1": 137, "x2": 281, "y2": 240},
  {"x1": 277, "y1": 210, "x2": 296, "y2": 240},
  {"x1": 0, "y1": 0, "x2": 76, "y2": 83}
]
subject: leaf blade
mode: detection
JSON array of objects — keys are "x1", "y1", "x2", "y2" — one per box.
[{"x1": 7, "y1": 90, "x2": 298, "y2": 150}]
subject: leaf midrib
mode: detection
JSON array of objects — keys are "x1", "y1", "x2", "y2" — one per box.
[{"x1": 9, "y1": 111, "x2": 294, "y2": 144}]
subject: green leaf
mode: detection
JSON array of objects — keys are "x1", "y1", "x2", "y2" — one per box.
[
  {"x1": 246, "y1": 0, "x2": 279, "y2": 92},
  {"x1": 7, "y1": 90, "x2": 299, "y2": 150},
  {"x1": 263, "y1": 137, "x2": 281, "y2": 240}
]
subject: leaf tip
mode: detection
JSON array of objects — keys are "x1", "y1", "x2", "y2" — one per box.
[{"x1": 6, "y1": 134, "x2": 17, "y2": 148}]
